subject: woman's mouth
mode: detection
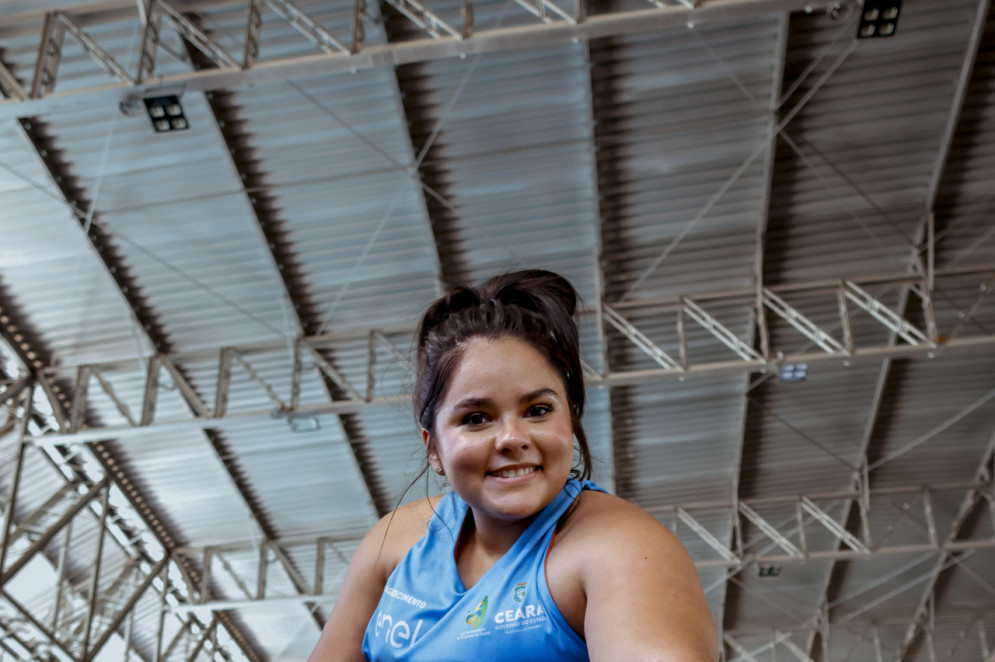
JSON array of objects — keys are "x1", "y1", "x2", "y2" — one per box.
[{"x1": 488, "y1": 465, "x2": 540, "y2": 478}]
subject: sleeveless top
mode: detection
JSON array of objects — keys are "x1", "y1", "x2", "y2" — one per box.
[{"x1": 362, "y1": 478, "x2": 606, "y2": 661}]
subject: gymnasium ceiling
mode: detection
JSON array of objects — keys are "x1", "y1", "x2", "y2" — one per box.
[{"x1": 0, "y1": 0, "x2": 994, "y2": 660}]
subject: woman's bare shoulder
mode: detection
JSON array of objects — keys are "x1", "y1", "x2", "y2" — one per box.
[
  {"x1": 557, "y1": 489, "x2": 692, "y2": 568},
  {"x1": 371, "y1": 494, "x2": 445, "y2": 570},
  {"x1": 563, "y1": 489, "x2": 660, "y2": 534},
  {"x1": 560, "y1": 489, "x2": 718, "y2": 661}
]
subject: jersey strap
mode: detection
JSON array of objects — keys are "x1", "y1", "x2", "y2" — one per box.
[{"x1": 362, "y1": 478, "x2": 605, "y2": 661}]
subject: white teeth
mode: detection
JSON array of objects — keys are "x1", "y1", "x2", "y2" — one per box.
[{"x1": 494, "y1": 466, "x2": 536, "y2": 478}]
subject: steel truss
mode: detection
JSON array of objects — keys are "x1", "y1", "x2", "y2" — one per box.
[
  {"x1": 0, "y1": 430, "x2": 348, "y2": 661},
  {"x1": 0, "y1": 386, "x2": 251, "y2": 662},
  {"x1": 0, "y1": 463, "x2": 236, "y2": 662},
  {"x1": 0, "y1": 432, "x2": 334, "y2": 660},
  {"x1": 9, "y1": 265, "x2": 992, "y2": 448},
  {"x1": 724, "y1": 618, "x2": 995, "y2": 662},
  {"x1": 55, "y1": 477, "x2": 990, "y2": 621},
  {"x1": 0, "y1": 0, "x2": 843, "y2": 120}
]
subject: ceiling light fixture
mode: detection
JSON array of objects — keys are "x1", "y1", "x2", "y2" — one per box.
[
  {"x1": 779, "y1": 363, "x2": 808, "y2": 383},
  {"x1": 856, "y1": 0, "x2": 902, "y2": 38},
  {"x1": 143, "y1": 95, "x2": 189, "y2": 133}
]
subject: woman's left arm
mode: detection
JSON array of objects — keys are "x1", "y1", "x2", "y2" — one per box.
[{"x1": 578, "y1": 495, "x2": 718, "y2": 661}]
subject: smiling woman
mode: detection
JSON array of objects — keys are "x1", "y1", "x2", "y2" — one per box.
[{"x1": 308, "y1": 270, "x2": 717, "y2": 662}]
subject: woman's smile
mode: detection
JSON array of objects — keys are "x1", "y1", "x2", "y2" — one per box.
[{"x1": 487, "y1": 464, "x2": 541, "y2": 479}]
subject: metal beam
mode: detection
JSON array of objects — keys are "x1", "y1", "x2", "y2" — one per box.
[
  {"x1": 923, "y1": 0, "x2": 992, "y2": 217},
  {"x1": 165, "y1": 479, "x2": 995, "y2": 572},
  {"x1": 24, "y1": 333, "x2": 995, "y2": 449},
  {"x1": 0, "y1": 0, "x2": 842, "y2": 121},
  {"x1": 0, "y1": 372, "x2": 235, "y2": 662},
  {"x1": 380, "y1": 0, "x2": 471, "y2": 290},
  {"x1": 55, "y1": 11, "x2": 134, "y2": 85},
  {"x1": 896, "y1": 430, "x2": 995, "y2": 660},
  {"x1": 0, "y1": 477, "x2": 109, "y2": 590},
  {"x1": 719, "y1": 12, "x2": 791, "y2": 644},
  {"x1": 0, "y1": 73, "x2": 264, "y2": 661},
  {"x1": 0, "y1": 60, "x2": 27, "y2": 101},
  {"x1": 264, "y1": 0, "x2": 350, "y2": 55},
  {"x1": 23, "y1": 267, "x2": 995, "y2": 447},
  {"x1": 0, "y1": 386, "x2": 33, "y2": 581},
  {"x1": 182, "y1": 9, "x2": 390, "y2": 541},
  {"x1": 1, "y1": 588, "x2": 80, "y2": 662},
  {"x1": 804, "y1": 5, "x2": 994, "y2": 658},
  {"x1": 80, "y1": 486, "x2": 111, "y2": 657},
  {"x1": 184, "y1": 615, "x2": 218, "y2": 662},
  {"x1": 579, "y1": 32, "x2": 617, "y2": 497},
  {"x1": 84, "y1": 557, "x2": 169, "y2": 662}
]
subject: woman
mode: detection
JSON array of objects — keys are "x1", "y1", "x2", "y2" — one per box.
[{"x1": 308, "y1": 270, "x2": 717, "y2": 661}]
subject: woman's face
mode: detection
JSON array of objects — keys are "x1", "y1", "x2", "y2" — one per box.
[{"x1": 425, "y1": 335, "x2": 575, "y2": 530}]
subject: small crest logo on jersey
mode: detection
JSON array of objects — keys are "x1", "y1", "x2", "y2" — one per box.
[
  {"x1": 466, "y1": 596, "x2": 488, "y2": 629},
  {"x1": 513, "y1": 582, "x2": 527, "y2": 603}
]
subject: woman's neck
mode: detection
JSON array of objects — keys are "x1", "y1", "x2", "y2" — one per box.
[{"x1": 455, "y1": 509, "x2": 535, "y2": 588}]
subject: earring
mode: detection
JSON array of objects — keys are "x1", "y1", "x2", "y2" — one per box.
[{"x1": 433, "y1": 465, "x2": 445, "y2": 476}]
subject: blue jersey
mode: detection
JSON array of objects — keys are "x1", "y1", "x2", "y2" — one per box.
[{"x1": 362, "y1": 479, "x2": 605, "y2": 661}]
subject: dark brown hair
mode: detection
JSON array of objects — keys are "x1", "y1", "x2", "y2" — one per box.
[{"x1": 414, "y1": 269, "x2": 592, "y2": 480}]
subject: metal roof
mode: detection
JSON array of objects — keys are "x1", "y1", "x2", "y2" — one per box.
[{"x1": 1, "y1": 0, "x2": 994, "y2": 660}]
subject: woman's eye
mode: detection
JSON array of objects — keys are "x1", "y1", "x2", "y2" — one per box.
[
  {"x1": 463, "y1": 412, "x2": 487, "y2": 426},
  {"x1": 528, "y1": 404, "x2": 552, "y2": 417}
]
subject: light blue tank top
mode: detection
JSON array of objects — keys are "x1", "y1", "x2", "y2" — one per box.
[{"x1": 362, "y1": 478, "x2": 605, "y2": 661}]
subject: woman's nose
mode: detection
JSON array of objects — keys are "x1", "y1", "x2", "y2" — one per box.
[{"x1": 495, "y1": 417, "x2": 529, "y2": 451}]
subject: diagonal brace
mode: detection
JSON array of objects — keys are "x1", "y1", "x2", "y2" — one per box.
[
  {"x1": 55, "y1": 12, "x2": 134, "y2": 85},
  {"x1": 383, "y1": 0, "x2": 462, "y2": 39},
  {"x1": 738, "y1": 502, "x2": 804, "y2": 558},
  {"x1": 83, "y1": 557, "x2": 169, "y2": 662},
  {"x1": 299, "y1": 340, "x2": 364, "y2": 402},
  {"x1": 0, "y1": 477, "x2": 109, "y2": 589},
  {"x1": 266, "y1": 0, "x2": 351, "y2": 54},
  {"x1": 603, "y1": 306, "x2": 680, "y2": 370},
  {"x1": 800, "y1": 497, "x2": 868, "y2": 554},
  {"x1": 157, "y1": 1, "x2": 239, "y2": 68},
  {"x1": 843, "y1": 281, "x2": 930, "y2": 346},
  {"x1": 677, "y1": 507, "x2": 738, "y2": 563},
  {"x1": 0, "y1": 61, "x2": 27, "y2": 101},
  {"x1": 763, "y1": 289, "x2": 846, "y2": 355},
  {"x1": 682, "y1": 298, "x2": 763, "y2": 362}
]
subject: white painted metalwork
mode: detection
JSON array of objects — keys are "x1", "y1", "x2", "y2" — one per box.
[{"x1": 0, "y1": 0, "x2": 841, "y2": 120}]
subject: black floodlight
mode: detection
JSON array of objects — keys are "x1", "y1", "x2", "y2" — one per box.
[
  {"x1": 779, "y1": 363, "x2": 808, "y2": 383},
  {"x1": 143, "y1": 95, "x2": 189, "y2": 133},
  {"x1": 856, "y1": 0, "x2": 902, "y2": 39}
]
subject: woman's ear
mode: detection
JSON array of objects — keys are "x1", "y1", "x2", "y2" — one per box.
[{"x1": 422, "y1": 429, "x2": 444, "y2": 475}]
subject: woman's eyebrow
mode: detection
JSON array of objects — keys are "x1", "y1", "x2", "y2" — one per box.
[
  {"x1": 521, "y1": 387, "x2": 559, "y2": 403},
  {"x1": 450, "y1": 396, "x2": 491, "y2": 411},
  {"x1": 450, "y1": 388, "x2": 559, "y2": 411}
]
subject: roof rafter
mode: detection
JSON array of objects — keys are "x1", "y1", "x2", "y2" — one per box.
[
  {"x1": 804, "y1": 2, "x2": 993, "y2": 657},
  {"x1": 586, "y1": 22, "x2": 638, "y2": 499},
  {"x1": 0, "y1": 55, "x2": 267, "y2": 662},
  {"x1": 179, "y1": 8, "x2": 392, "y2": 524},
  {"x1": 721, "y1": 8, "x2": 791, "y2": 645},
  {"x1": 580, "y1": 33, "x2": 616, "y2": 493},
  {"x1": 168, "y1": 15, "x2": 385, "y2": 633},
  {"x1": 380, "y1": 0, "x2": 472, "y2": 289},
  {"x1": 896, "y1": 430, "x2": 995, "y2": 660}
]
